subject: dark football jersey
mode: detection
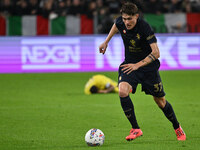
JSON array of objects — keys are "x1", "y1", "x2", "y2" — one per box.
[{"x1": 115, "y1": 16, "x2": 160, "y2": 71}]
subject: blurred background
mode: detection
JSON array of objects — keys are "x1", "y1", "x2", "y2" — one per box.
[
  {"x1": 0, "y1": 0, "x2": 200, "y2": 73},
  {"x1": 0, "y1": 0, "x2": 200, "y2": 35}
]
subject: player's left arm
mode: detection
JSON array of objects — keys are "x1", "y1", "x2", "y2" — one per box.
[
  {"x1": 139, "y1": 42, "x2": 160, "y2": 66},
  {"x1": 121, "y1": 42, "x2": 160, "y2": 74}
]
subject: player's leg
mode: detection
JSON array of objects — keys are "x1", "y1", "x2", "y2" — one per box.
[
  {"x1": 119, "y1": 82, "x2": 143, "y2": 141},
  {"x1": 119, "y1": 81, "x2": 139, "y2": 128},
  {"x1": 118, "y1": 63, "x2": 143, "y2": 141},
  {"x1": 142, "y1": 70, "x2": 186, "y2": 140},
  {"x1": 153, "y1": 96, "x2": 186, "y2": 141},
  {"x1": 153, "y1": 96, "x2": 179, "y2": 128}
]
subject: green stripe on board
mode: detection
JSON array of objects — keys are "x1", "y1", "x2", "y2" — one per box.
[
  {"x1": 144, "y1": 14, "x2": 167, "y2": 33},
  {"x1": 8, "y1": 16, "x2": 22, "y2": 35},
  {"x1": 51, "y1": 17, "x2": 66, "y2": 35}
]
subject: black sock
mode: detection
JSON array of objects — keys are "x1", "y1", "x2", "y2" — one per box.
[
  {"x1": 120, "y1": 96, "x2": 139, "y2": 129},
  {"x1": 161, "y1": 100, "x2": 179, "y2": 129}
]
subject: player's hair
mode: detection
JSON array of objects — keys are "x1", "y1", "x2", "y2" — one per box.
[
  {"x1": 120, "y1": 2, "x2": 139, "y2": 16},
  {"x1": 90, "y1": 86, "x2": 98, "y2": 94}
]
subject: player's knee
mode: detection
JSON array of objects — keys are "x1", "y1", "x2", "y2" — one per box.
[
  {"x1": 118, "y1": 82, "x2": 131, "y2": 97},
  {"x1": 153, "y1": 96, "x2": 166, "y2": 108},
  {"x1": 119, "y1": 89, "x2": 129, "y2": 97}
]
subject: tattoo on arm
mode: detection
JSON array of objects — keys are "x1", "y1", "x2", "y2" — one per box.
[
  {"x1": 141, "y1": 53, "x2": 156, "y2": 66},
  {"x1": 142, "y1": 60, "x2": 148, "y2": 64},
  {"x1": 148, "y1": 55, "x2": 154, "y2": 62},
  {"x1": 147, "y1": 53, "x2": 156, "y2": 62},
  {"x1": 150, "y1": 54, "x2": 156, "y2": 60}
]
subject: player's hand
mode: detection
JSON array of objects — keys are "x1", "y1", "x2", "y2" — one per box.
[
  {"x1": 121, "y1": 63, "x2": 139, "y2": 74},
  {"x1": 99, "y1": 42, "x2": 108, "y2": 54}
]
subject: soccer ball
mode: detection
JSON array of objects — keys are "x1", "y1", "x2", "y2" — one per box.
[{"x1": 85, "y1": 128, "x2": 105, "y2": 146}]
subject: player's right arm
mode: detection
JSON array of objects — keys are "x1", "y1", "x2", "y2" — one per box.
[{"x1": 99, "y1": 23, "x2": 118, "y2": 54}]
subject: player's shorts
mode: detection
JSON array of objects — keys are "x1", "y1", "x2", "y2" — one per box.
[{"x1": 118, "y1": 62, "x2": 165, "y2": 97}]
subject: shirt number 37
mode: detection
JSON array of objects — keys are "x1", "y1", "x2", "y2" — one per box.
[{"x1": 154, "y1": 82, "x2": 163, "y2": 92}]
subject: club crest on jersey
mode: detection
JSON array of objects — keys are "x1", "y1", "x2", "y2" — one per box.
[
  {"x1": 136, "y1": 33, "x2": 140, "y2": 40},
  {"x1": 123, "y1": 30, "x2": 126, "y2": 34},
  {"x1": 130, "y1": 39, "x2": 136, "y2": 47}
]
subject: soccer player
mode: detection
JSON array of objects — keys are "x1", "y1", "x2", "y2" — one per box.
[
  {"x1": 84, "y1": 74, "x2": 119, "y2": 95},
  {"x1": 99, "y1": 2, "x2": 186, "y2": 141}
]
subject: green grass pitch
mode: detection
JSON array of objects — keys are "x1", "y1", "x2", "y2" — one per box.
[{"x1": 0, "y1": 70, "x2": 200, "y2": 150}]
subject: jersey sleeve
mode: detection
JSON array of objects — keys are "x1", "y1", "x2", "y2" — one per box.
[
  {"x1": 97, "y1": 76, "x2": 110, "y2": 89},
  {"x1": 115, "y1": 16, "x2": 123, "y2": 31},
  {"x1": 141, "y1": 20, "x2": 157, "y2": 44},
  {"x1": 95, "y1": 75, "x2": 113, "y2": 90},
  {"x1": 115, "y1": 17, "x2": 120, "y2": 27}
]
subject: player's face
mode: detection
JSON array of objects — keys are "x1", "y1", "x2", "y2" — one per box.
[{"x1": 122, "y1": 13, "x2": 139, "y2": 30}]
